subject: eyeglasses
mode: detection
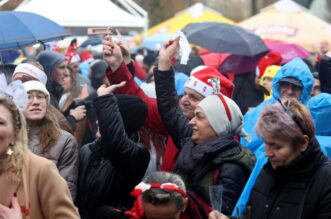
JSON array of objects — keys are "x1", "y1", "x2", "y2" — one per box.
[{"x1": 27, "y1": 93, "x2": 47, "y2": 103}]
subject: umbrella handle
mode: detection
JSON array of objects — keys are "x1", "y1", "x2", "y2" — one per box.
[{"x1": 38, "y1": 40, "x2": 46, "y2": 50}]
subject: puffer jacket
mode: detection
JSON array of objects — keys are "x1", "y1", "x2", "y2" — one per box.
[
  {"x1": 154, "y1": 67, "x2": 256, "y2": 216},
  {"x1": 28, "y1": 127, "x2": 78, "y2": 199},
  {"x1": 242, "y1": 58, "x2": 314, "y2": 153},
  {"x1": 246, "y1": 139, "x2": 331, "y2": 219},
  {"x1": 76, "y1": 93, "x2": 150, "y2": 219}
]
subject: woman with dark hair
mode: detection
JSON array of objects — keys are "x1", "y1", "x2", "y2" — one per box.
[
  {"x1": 126, "y1": 172, "x2": 188, "y2": 219},
  {"x1": 22, "y1": 80, "x2": 78, "y2": 199},
  {"x1": 213, "y1": 98, "x2": 331, "y2": 219}
]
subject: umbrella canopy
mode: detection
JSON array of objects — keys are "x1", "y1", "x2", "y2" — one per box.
[
  {"x1": 239, "y1": 0, "x2": 331, "y2": 51},
  {"x1": 265, "y1": 40, "x2": 311, "y2": 64},
  {"x1": 142, "y1": 33, "x2": 174, "y2": 51},
  {"x1": 0, "y1": 11, "x2": 70, "y2": 51},
  {"x1": 183, "y1": 22, "x2": 269, "y2": 57}
]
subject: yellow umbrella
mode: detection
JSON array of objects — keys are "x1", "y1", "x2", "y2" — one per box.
[
  {"x1": 135, "y1": 3, "x2": 234, "y2": 43},
  {"x1": 239, "y1": 0, "x2": 331, "y2": 51}
]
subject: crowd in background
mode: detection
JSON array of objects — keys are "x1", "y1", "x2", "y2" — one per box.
[{"x1": 0, "y1": 31, "x2": 331, "y2": 219}]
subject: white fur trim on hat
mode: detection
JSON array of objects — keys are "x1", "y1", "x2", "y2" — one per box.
[
  {"x1": 198, "y1": 95, "x2": 249, "y2": 141},
  {"x1": 184, "y1": 75, "x2": 214, "y2": 96},
  {"x1": 13, "y1": 63, "x2": 48, "y2": 85},
  {"x1": 23, "y1": 80, "x2": 50, "y2": 105}
]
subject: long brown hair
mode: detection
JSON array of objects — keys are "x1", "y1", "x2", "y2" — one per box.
[{"x1": 27, "y1": 107, "x2": 61, "y2": 153}]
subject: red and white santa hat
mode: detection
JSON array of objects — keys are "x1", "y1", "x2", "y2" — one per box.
[
  {"x1": 198, "y1": 94, "x2": 249, "y2": 141},
  {"x1": 184, "y1": 66, "x2": 234, "y2": 98}
]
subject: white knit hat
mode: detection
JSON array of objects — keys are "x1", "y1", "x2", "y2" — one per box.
[
  {"x1": 198, "y1": 94, "x2": 249, "y2": 141},
  {"x1": 23, "y1": 80, "x2": 50, "y2": 105},
  {"x1": 12, "y1": 63, "x2": 48, "y2": 85}
]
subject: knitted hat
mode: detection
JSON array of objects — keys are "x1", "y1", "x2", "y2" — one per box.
[
  {"x1": 37, "y1": 50, "x2": 66, "y2": 77},
  {"x1": 116, "y1": 94, "x2": 148, "y2": 136},
  {"x1": 12, "y1": 63, "x2": 48, "y2": 85},
  {"x1": 257, "y1": 51, "x2": 282, "y2": 79},
  {"x1": 198, "y1": 94, "x2": 249, "y2": 141},
  {"x1": 184, "y1": 66, "x2": 234, "y2": 98},
  {"x1": 23, "y1": 80, "x2": 50, "y2": 105}
]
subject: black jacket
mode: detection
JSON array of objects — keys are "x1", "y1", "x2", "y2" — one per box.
[
  {"x1": 318, "y1": 55, "x2": 331, "y2": 94},
  {"x1": 154, "y1": 68, "x2": 255, "y2": 215},
  {"x1": 246, "y1": 138, "x2": 331, "y2": 219},
  {"x1": 76, "y1": 94, "x2": 150, "y2": 219}
]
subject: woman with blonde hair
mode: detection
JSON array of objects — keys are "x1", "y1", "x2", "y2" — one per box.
[{"x1": 0, "y1": 86, "x2": 79, "y2": 219}]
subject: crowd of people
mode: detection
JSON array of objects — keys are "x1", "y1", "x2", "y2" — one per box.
[{"x1": 0, "y1": 30, "x2": 331, "y2": 219}]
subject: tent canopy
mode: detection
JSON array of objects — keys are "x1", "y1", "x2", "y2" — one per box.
[
  {"x1": 136, "y1": 3, "x2": 233, "y2": 42},
  {"x1": 239, "y1": 0, "x2": 331, "y2": 51},
  {"x1": 15, "y1": 0, "x2": 146, "y2": 28}
]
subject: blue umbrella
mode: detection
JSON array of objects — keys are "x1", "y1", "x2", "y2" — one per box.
[
  {"x1": 142, "y1": 33, "x2": 173, "y2": 51},
  {"x1": 0, "y1": 11, "x2": 71, "y2": 51}
]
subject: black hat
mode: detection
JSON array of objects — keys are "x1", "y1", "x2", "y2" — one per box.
[
  {"x1": 116, "y1": 94, "x2": 148, "y2": 136},
  {"x1": 279, "y1": 77, "x2": 303, "y2": 88}
]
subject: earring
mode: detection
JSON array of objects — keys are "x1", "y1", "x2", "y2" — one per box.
[{"x1": 6, "y1": 147, "x2": 14, "y2": 156}]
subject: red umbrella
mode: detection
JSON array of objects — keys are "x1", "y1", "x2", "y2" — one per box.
[{"x1": 201, "y1": 52, "x2": 229, "y2": 69}]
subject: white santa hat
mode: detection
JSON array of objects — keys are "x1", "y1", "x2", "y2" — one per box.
[
  {"x1": 12, "y1": 63, "x2": 48, "y2": 85},
  {"x1": 23, "y1": 80, "x2": 50, "y2": 105},
  {"x1": 198, "y1": 94, "x2": 250, "y2": 141}
]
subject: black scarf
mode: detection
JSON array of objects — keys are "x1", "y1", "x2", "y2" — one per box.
[{"x1": 175, "y1": 136, "x2": 240, "y2": 176}]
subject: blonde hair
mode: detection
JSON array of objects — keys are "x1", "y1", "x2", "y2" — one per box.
[{"x1": 0, "y1": 96, "x2": 28, "y2": 182}]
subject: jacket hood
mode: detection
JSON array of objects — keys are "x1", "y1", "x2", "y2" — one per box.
[
  {"x1": 272, "y1": 58, "x2": 314, "y2": 104},
  {"x1": 307, "y1": 93, "x2": 331, "y2": 136}
]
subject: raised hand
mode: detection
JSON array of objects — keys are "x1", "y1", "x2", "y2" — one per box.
[
  {"x1": 158, "y1": 37, "x2": 180, "y2": 71},
  {"x1": 70, "y1": 105, "x2": 87, "y2": 121},
  {"x1": 103, "y1": 34, "x2": 123, "y2": 71},
  {"x1": 97, "y1": 81, "x2": 127, "y2": 96},
  {"x1": 115, "y1": 29, "x2": 131, "y2": 65}
]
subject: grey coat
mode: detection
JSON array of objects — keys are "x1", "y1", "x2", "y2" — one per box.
[{"x1": 28, "y1": 127, "x2": 78, "y2": 199}]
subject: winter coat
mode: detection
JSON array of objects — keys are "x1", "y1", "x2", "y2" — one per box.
[
  {"x1": 242, "y1": 58, "x2": 314, "y2": 153},
  {"x1": 307, "y1": 93, "x2": 331, "y2": 158},
  {"x1": 154, "y1": 67, "x2": 255, "y2": 215},
  {"x1": 76, "y1": 93, "x2": 150, "y2": 219},
  {"x1": 28, "y1": 127, "x2": 78, "y2": 199},
  {"x1": 246, "y1": 139, "x2": 331, "y2": 219},
  {"x1": 105, "y1": 63, "x2": 171, "y2": 171},
  {"x1": 16, "y1": 151, "x2": 79, "y2": 219}
]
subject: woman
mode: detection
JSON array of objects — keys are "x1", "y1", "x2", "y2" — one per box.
[
  {"x1": 214, "y1": 98, "x2": 331, "y2": 219},
  {"x1": 125, "y1": 172, "x2": 189, "y2": 219},
  {"x1": 22, "y1": 80, "x2": 78, "y2": 199},
  {"x1": 154, "y1": 38, "x2": 255, "y2": 215},
  {"x1": 0, "y1": 91, "x2": 79, "y2": 219}
]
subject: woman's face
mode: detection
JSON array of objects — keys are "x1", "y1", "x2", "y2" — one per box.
[
  {"x1": 262, "y1": 77, "x2": 273, "y2": 92},
  {"x1": 52, "y1": 61, "x2": 69, "y2": 86},
  {"x1": 23, "y1": 91, "x2": 47, "y2": 122},
  {"x1": 189, "y1": 106, "x2": 218, "y2": 144},
  {"x1": 263, "y1": 132, "x2": 307, "y2": 169},
  {"x1": 62, "y1": 71, "x2": 71, "y2": 92},
  {"x1": 143, "y1": 202, "x2": 182, "y2": 219},
  {"x1": 0, "y1": 105, "x2": 16, "y2": 156}
]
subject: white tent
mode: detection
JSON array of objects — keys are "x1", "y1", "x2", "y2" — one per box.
[{"x1": 15, "y1": 0, "x2": 146, "y2": 28}]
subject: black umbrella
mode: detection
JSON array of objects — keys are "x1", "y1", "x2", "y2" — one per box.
[{"x1": 182, "y1": 22, "x2": 269, "y2": 57}]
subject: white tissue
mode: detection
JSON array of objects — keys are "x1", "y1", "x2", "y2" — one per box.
[{"x1": 176, "y1": 30, "x2": 191, "y2": 65}]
